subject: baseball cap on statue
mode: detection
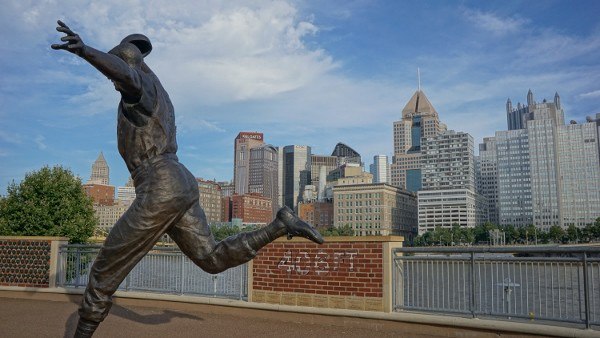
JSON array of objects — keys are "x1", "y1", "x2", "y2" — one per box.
[{"x1": 121, "y1": 34, "x2": 152, "y2": 58}]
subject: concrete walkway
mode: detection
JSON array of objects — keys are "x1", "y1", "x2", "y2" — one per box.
[{"x1": 0, "y1": 291, "x2": 589, "y2": 338}]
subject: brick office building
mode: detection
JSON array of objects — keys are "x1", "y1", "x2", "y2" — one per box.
[
  {"x1": 298, "y1": 201, "x2": 334, "y2": 229},
  {"x1": 83, "y1": 184, "x2": 115, "y2": 206},
  {"x1": 231, "y1": 193, "x2": 273, "y2": 225}
]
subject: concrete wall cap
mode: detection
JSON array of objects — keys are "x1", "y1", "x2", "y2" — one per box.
[
  {"x1": 0, "y1": 236, "x2": 69, "y2": 241},
  {"x1": 274, "y1": 235, "x2": 404, "y2": 243}
]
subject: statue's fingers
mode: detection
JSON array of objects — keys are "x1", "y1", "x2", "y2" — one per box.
[
  {"x1": 57, "y1": 26, "x2": 76, "y2": 36},
  {"x1": 51, "y1": 43, "x2": 69, "y2": 50},
  {"x1": 67, "y1": 41, "x2": 83, "y2": 50},
  {"x1": 61, "y1": 35, "x2": 79, "y2": 42}
]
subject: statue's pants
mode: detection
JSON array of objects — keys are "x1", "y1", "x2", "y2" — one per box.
[{"x1": 78, "y1": 154, "x2": 261, "y2": 323}]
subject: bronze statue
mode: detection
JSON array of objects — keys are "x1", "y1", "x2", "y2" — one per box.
[{"x1": 51, "y1": 20, "x2": 323, "y2": 337}]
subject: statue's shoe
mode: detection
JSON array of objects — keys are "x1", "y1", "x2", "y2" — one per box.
[{"x1": 276, "y1": 206, "x2": 325, "y2": 244}]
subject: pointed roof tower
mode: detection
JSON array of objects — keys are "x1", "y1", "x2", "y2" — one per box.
[
  {"x1": 95, "y1": 151, "x2": 107, "y2": 165},
  {"x1": 554, "y1": 92, "x2": 561, "y2": 110},
  {"x1": 506, "y1": 98, "x2": 513, "y2": 113},
  {"x1": 527, "y1": 89, "x2": 535, "y2": 106},
  {"x1": 402, "y1": 90, "x2": 438, "y2": 118},
  {"x1": 88, "y1": 151, "x2": 110, "y2": 185}
]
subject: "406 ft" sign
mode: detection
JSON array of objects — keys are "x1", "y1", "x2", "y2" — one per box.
[{"x1": 277, "y1": 250, "x2": 358, "y2": 276}]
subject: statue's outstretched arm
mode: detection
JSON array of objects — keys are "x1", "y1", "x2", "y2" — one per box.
[{"x1": 51, "y1": 20, "x2": 142, "y2": 100}]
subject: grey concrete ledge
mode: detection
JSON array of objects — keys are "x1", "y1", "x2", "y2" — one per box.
[{"x1": 1, "y1": 286, "x2": 597, "y2": 338}]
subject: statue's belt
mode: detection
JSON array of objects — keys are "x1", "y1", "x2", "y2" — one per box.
[{"x1": 131, "y1": 153, "x2": 179, "y2": 181}]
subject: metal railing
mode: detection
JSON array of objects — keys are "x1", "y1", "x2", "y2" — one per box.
[
  {"x1": 57, "y1": 244, "x2": 248, "y2": 300},
  {"x1": 393, "y1": 246, "x2": 600, "y2": 329}
]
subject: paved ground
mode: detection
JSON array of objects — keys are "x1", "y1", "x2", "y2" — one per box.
[{"x1": 0, "y1": 292, "x2": 545, "y2": 338}]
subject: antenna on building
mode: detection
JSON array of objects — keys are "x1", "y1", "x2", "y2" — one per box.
[{"x1": 417, "y1": 67, "x2": 421, "y2": 91}]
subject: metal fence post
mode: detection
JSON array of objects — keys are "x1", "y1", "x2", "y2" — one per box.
[
  {"x1": 393, "y1": 254, "x2": 397, "y2": 311},
  {"x1": 75, "y1": 247, "x2": 81, "y2": 287},
  {"x1": 239, "y1": 265, "x2": 245, "y2": 300},
  {"x1": 582, "y1": 252, "x2": 591, "y2": 329},
  {"x1": 180, "y1": 252, "x2": 185, "y2": 295},
  {"x1": 470, "y1": 252, "x2": 476, "y2": 318}
]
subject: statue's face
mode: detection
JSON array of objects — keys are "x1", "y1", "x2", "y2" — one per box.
[{"x1": 108, "y1": 43, "x2": 143, "y2": 69}]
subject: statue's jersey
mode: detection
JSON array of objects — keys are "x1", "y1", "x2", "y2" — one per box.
[{"x1": 117, "y1": 68, "x2": 178, "y2": 172}]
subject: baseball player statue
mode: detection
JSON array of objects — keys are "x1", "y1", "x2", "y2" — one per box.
[{"x1": 52, "y1": 20, "x2": 324, "y2": 337}]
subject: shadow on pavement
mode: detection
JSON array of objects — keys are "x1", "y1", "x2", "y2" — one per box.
[{"x1": 63, "y1": 297, "x2": 203, "y2": 337}]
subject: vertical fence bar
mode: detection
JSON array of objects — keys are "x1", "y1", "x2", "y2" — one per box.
[
  {"x1": 75, "y1": 247, "x2": 81, "y2": 287},
  {"x1": 582, "y1": 253, "x2": 591, "y2": 329},
  {"x1": 470, "y1": 252, "x2": 476, "y2": 317},
  {"x1": 179, "y1": 251, "x2": 185, "y2": 295},
  {"x1": 239, "y1": 263, "x2": 245, "y2": 300}
]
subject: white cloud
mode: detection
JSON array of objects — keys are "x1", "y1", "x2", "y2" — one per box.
[
  {"x1": 462, "y1": 9, "x2": 527, "y2": 36},
  {"x1": 35, "y1": 135, "x2": 47, "y2": 150},
  {"x1": 579, "y1": 89, "x2": 600, "y2": 99},
  {"x1": 177, "y1": 116, "x2": 226, "y2": 133}
]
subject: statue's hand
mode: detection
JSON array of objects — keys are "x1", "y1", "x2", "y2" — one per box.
[{"x1": 51, "y1": 20, "x2": 85, "y2": 56}]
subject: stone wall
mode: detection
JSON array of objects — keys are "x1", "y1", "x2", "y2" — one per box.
[{"x1": 250, "y1": 236, "x2": 403, "y2": 312}]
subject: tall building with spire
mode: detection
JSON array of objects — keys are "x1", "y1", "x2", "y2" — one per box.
[
  {"x1": 88, "y1": 152, "x2": 110, "y2": 185},
  {"x1": 391, "y1": 89, "x2": 447, "y2": 191},
  {"x1": 482, "y1": 90, "x2": 600, "y2": 229}
]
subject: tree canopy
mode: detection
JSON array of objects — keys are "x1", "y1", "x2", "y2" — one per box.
[
  {"x1": 0, "y1": 166, "x2": 96, "y2": 243},
  {"x1": 411, "y1": 217, "x2": 600, "y2": 247}
]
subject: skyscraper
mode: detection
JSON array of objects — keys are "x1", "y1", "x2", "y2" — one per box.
[
  {"x1": 476, "y1": 137, "x2": 499, "y2": 225},
  {"x1": 556, "y1": 121, "x2": 600, "y2": 227},
  {"x1": 391, "y1": 89, "x2": 447, "y2": 191},
  {"x1": 527, "y1": 99, "x2": 563, "y2": 228},
  {"x1": 310, "y1": 154, "x2": 338, "y2": 190},
  {"x1": 197, "y1": 178, "x2": 223, "y2": 224},
  {"x1": 88, "y1": 152, "x2": 110, "y2": 185},
  {"x1": 495, "y1": 129, "x2": 533, "y2": 227},
  {"x1": 283, "y1": 145, "x2": 311, "y2": 211},
  {"x1": 116, "y1": 177, "x2": 136, "y2": 203},
  {"x1": 418, "y1": 131, "x2": 488, "y2": 233},
  {"x1": 233, "y1": 132, "x2": 264, "y2": 195},
  {"x1": 248, "y1": 144, "x2": 279, "y2": 215},
  {"x1": 485, "y1": 90, "x2": 600, "y2": 229},
  {"x1": 331, "y1": 142, "x2": 362, "y2": 165},
  {"x1": 370, "y1": 155, "x2": 390, "y2": 184}
]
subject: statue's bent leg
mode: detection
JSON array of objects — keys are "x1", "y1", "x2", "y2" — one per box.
[
  {"x1": 169, "y1": 204, "x2": 323, "y2": 274},
  {"x1": 76, "y1": 160, "x2": 194, "y2": 337}
]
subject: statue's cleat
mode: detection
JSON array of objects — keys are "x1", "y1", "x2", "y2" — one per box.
[{"x1": 276, "y1": 206, "x2": 325, "y2": 244}]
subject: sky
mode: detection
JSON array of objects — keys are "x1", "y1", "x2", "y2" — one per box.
[{"x1": 1, "y1": 0, "x2": 599, "y2": 193}]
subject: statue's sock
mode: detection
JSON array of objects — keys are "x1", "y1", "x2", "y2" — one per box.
[{"x1": 74, "y1": 318, "x2": 99, "y2": 338}]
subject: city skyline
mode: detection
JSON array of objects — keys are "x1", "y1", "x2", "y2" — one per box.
[{"x1": 1, "y1": 1, "x2": 600, "y2": 193}]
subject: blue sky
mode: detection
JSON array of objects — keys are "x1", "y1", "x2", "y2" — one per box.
[{"x1": 1, "y1": 0, "x2": 599, "y2": 193}]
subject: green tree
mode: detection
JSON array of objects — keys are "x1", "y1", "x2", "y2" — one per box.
[
  {"x1": 518, "y1": 224, "x2": 540, "y2": 244},
  {"x1": 209, "y1": 223, "x2": 241, "y2": 241},
  {"x1": 500, "y1": 225, "x2": 519, "y2": 244},
  {"x1": 0, "y1": 166, "x2": 96, "y2": 243},
  {"x1": 566, "y1": 224, "x2": 579, "y2": 243},
  {"x1": 593, "y1": 217, "x2": 600, "y2": 240},
  {"x1": 547, "y1": 225, "x2": 565, "y2": 244},
  {"x1": 322, "y1": 224, "x2": 355, "y2": 237},
  {"x1": 433, "y1": 226, "x2": 452, "y2": 246},
  {"x1": 474, "y1": 222, "x2": 497, "y2": 244}
]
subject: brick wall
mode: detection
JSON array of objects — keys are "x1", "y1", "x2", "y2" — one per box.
[
  {"x1": 251, "y1": 236, "x2": 403, "y2": 312},
  {"x1": 0, "y1": 237, "x2": 67, "y2": 288}
]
